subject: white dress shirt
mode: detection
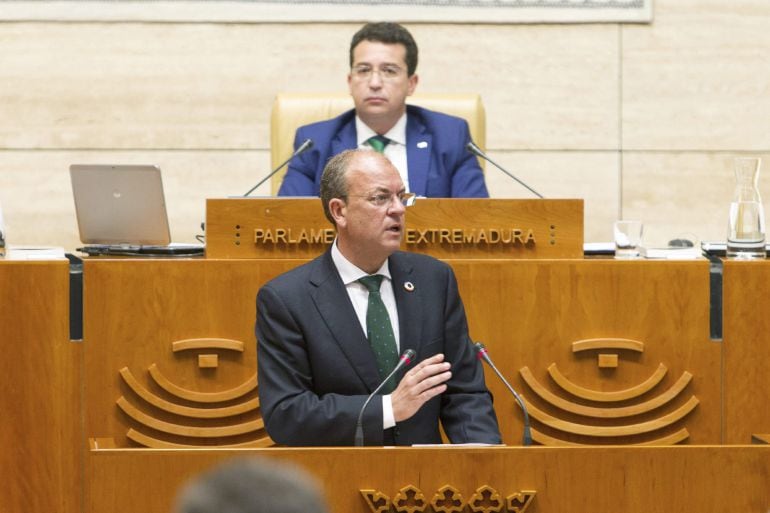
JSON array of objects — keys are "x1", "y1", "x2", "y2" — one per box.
[
  {"x1": 331, "y1": 240, "x2": 400, "y2": 430},
  {"x1": 355, "y1": 113, "x2": 410, "y2": 192}
]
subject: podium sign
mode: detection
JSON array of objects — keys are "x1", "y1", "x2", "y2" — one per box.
[{"x1": 205, "y1": 198, "x2": 583, "y2": 259}]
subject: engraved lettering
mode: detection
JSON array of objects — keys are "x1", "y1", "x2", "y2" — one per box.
[
  {"x1": 525, "y1": 229, "x2": 536, "y2": 244},
  {"x1": 310, "y1": 229, "x2": 324, "y2": 244}
]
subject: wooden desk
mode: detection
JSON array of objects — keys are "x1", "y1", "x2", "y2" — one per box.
[
  {"x1": 0, "y1": 261, "x2": 80, "y2": 513},
  {"x1": 86, "y1": 446, "x2": 770, "y2": 513},
  {"x1": 723, "y1": 260, "x2": 770, "y2": 443},
  {"x1": 9, "y1": 256, "x2": 770, "y2": 513}
]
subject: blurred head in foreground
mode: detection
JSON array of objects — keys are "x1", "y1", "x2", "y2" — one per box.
[{"x1": 174, "y1": 457, "x2": 330, "y2": 513}]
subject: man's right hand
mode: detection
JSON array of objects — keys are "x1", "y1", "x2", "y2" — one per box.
[{"x1": 391, "y1": 353, "x2": 451, "y2": 423}]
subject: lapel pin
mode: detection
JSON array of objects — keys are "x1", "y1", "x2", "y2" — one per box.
[
  {"x1": 404, "y1": 281, "x2": 415, "y2": 292},
  {"x1": 417, "y1": 141, "x2": 428, "y2": 149}
]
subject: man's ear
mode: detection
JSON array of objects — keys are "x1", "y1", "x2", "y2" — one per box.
[
  {"x1": 328, "y1": 198, "x2": 347, "y2": 228},
  {"x1": 406, "y1": 73, "x2": 419, "y2": 97}
]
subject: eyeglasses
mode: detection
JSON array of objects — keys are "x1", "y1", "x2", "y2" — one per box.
[
  {"x1": 347, "y1": 191, "x2": 417, "y2": 208},
  {"x1": 350, "y1": 64, "x2": 405, "y2": 82}
]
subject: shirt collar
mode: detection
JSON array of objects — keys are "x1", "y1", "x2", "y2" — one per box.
[
  {"x1": 355, "y1": 112, "x2": 408, "y2": 148},
  {"x1": 331, "y1": 239, "x2": 391, "y2": 285}
]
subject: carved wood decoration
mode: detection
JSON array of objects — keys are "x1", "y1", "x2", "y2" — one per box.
[
  {"x1": 82, "y1": 260, "x2": 300, "y2": 450},
  {"x1": 361, "y1": 486, "x2": 536, "y2": 513},
  {"x1": 517, "y1": 338, "x2": 698, "y2": 445},
  {"x1": 115, "y1": 337, "x2": 272, "y2": 448}
]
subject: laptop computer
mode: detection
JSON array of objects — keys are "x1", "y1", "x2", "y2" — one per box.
[{"x1": 70, "y1": 164, "x2": 203, "y2": 256}]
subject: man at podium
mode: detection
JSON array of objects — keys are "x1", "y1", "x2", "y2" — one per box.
[
  {"x1": 277, "y1": 22, "x2": 489, "y2": 198},
  {"x1": 257, "y1": 150, "x2": 501, "y2": 446}
]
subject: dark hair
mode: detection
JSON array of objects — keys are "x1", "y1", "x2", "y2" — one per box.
[
  {"x1": 349, "y1": 22, "x2": 418, "y2": 76},
  {"x1": 174, "y1": 457, "x2": 328, "y2": 513},
  {"x1": 320, "y1": 150, "x2": 356, "y2": 225}
]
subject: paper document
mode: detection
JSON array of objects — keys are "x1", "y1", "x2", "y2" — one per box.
[{"x1": 5, "y1": 246, "x2": 67, "y2": 261}]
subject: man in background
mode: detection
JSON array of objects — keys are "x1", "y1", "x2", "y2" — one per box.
[
  {"x1": 277, "y1": 22, "x2": 488, "y2": 198},
  {"x1": 258, "y1": 150, "x2": 500, "y2": 446}
]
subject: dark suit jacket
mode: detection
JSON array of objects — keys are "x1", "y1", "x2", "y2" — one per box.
[
  {"x1": 256, "y1": 249, "x2": 501, "y2": 446},
  {"x1": 276, "y1": 105, "x2": 489, "y2": 198}
]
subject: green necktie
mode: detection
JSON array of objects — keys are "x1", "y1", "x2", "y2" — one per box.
[
  {"x1": 367, "y1": 135, "x2": 390, "y2": 153},
  {"x1": 358, "y1": 274, "x2": 399, "y2": 392}
]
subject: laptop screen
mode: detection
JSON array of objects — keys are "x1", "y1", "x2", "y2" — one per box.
[{"x1": 70, "y1": 164, "x2": 171, "y2": 246}]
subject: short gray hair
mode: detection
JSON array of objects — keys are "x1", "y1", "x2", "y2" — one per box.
[
  {"x1": 174, "y1": 457, "x2": 329, "y2": 513},
  {"x1": 320, "y1": 149, "x2": 359, "y2": 225}
]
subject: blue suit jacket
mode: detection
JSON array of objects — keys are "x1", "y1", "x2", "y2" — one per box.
[
  {"x1": 256, "y1": 249, "x2": 501, "y2": 446},
  {"x1": 277, "y1": 105, "x2": 489, "y2": 198}
]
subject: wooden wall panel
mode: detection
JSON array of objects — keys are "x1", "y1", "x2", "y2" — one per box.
[{"x1": 0, "y1": 261, "x2": 80, "y2": 513}]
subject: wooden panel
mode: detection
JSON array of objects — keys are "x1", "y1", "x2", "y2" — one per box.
[
  {"x1": 452, "y1": 259, "x2": 718, "y2": 444},
  {"x1": 85, "y1": 446, "x2": 770, "y2": 513},
  {"x1": 83, "y1": 258, "x2": 718, "y2": 447},
  {"x1": 723, "y1": 260, "x2": 770, "y2": 443},
  {"x1": 205, "y1": 198, "x2": 584, "y2": 260},
  {"x1": 0, "y1": 261, "x2": 80, "y2": 513},
  {"x1": 82, "y1": 259, "x2": 299, "y2": 448}
]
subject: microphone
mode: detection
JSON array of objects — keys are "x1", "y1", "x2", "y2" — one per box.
[
  {"x1": 243, "y1": 138, "x2": 314, "y2": 197},
  {"x1": 473, "y1": 341, "x2": 532, "y2": 446},
  {"x1": 466, "y1": 141, "x2": 544, "y2": 199},
  {"x1": 0, "y1": 199, "x2": 5, "y2": 255},
  {"x1": 354, "y1": 348, "x2": 416, "y2": 447}
]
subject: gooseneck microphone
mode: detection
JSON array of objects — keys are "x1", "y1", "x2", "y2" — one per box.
[
  {"x1": 474, "y1": 341, "x2": 532, "y2": 446},
  {"x1": 243, "y1": 138, "x2": 314, "y2": 197},
  {"x1": 466, "y1": 141, "x2": 544, "y2": 199},
  {"x1": 354, "y1": 348, "x2": 416, "y2": 447}
]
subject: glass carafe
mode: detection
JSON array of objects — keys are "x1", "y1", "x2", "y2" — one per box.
[{"x1": 727, "y1": 157, "x2": 765, "y2": 259}]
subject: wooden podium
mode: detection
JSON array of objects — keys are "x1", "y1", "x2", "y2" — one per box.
[
  {"x1": 87, "y1": 446, "x2": 770, "y2": 512},
  {"x1": 205, "y1": 198, "x2": 584, "y2": 259},
  {"x1": 12, "y1": 197, "x2": 770, "y2": 513},
  {"x1": 80, "y1": 258, "x2": 719, "y2": 451}
]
